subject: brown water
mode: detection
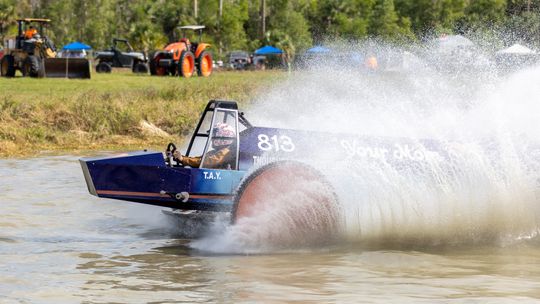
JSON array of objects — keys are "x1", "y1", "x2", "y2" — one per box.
[{"x1": 1, "y1": 156, "x2": 540, "y2": 303}]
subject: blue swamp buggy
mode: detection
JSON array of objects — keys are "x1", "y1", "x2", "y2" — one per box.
[{"x1": 81, "y1": 100, "x2": 448, "y2": 236}]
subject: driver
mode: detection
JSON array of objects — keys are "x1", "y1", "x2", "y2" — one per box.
[
  {"x1": 24, "y1": 26, "x2": 38, "y2": 40},
  {"x1": 173, "y1": 122, "x2": 236, "y2": 169}
]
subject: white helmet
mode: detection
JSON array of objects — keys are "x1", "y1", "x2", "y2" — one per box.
[{"x1": 212, "y1": 123, "x2": 235, "y2": 147}]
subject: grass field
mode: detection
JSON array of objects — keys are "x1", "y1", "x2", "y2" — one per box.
[{"x1": 0, "y1": 70, "x2": 285, "y2": 157}]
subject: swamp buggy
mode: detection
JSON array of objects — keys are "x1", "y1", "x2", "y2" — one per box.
[{"x1": 80, "y1": 100, "x2": 449, "y2": 241}]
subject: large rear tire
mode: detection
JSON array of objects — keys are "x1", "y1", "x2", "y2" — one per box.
[
  {"x1": 197, "y1": 51, "x2": 213, "y2": 77},
  {"x1": 95, "y1": 61, "x2": 112, "y2": 73},
  {"x1": 178, "y1": 51, "x2": 195, "y2": 78},
  {"x1": 150, "y1": 53, "x2": 168, "y2": 76},
  {"x1": 1, "y1": 55, "x2": 16, "y2": 77},
  {"x1": 232, "y1": 161, "x2": 341, "y2": 247},
  {"x1": 132, "y1": 61, "x2": 149, "y2": 74}
]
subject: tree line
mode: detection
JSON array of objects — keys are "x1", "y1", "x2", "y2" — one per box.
[{"x1": 0, "y1": 0, "x2": 539, "y2": 59}]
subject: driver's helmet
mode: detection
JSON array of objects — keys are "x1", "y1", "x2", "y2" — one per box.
[{"x1": 212, "y1": 123, "x2": 235, "y2": 147}]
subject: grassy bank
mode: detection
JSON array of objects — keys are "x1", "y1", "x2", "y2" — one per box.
[{"x1": 0, "y1": 70, "x2": 284, "y2": 157}]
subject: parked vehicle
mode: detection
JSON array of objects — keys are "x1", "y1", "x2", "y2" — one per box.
[
  {"x1": 229, "y1": 51, "x2": 250, "y2": 70},
  {"x1": 94, "y1": 38, "x2": 148, "y2": 73},
  {"x1": 149, "y1": 25, "x2": 213, "y2": 78},
  {"x1": 0, "y1": 18, "x2": 90, "y2": 78}
]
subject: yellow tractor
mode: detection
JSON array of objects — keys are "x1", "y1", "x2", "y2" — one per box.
[{"x1": 0, "y1": 18, "x2": 90, "y2": 78}]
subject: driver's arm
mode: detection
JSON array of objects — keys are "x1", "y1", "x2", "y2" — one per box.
[
  {"x1": 173, "y1": 150, "x2": 202, "y2": 168},
  {"x1": 173, "y1": 148, "x2": 230, "y2": 168},
  {"x1": 201, "y1": 147, "x2": 230, "y2": 168},
  {"x1": 180, "y1": 155, "x2": 202, "y2": 168}
]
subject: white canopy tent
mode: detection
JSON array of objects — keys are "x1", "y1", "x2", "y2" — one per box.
[
  {"x1": 495, "y1": 43, "x2": 539, "y2": 72},
  {"x1": 496, "y1": 43, "x2": 536, "y2": 55}
]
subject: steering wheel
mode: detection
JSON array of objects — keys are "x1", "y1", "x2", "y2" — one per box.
[
  {"x1": 166, "y1": 142, "x2": 176, "y2": 154},
  {"x1": 165, "y1": 142, "x2": 178, "y2": 166}
]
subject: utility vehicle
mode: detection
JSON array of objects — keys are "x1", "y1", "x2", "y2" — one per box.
[{"x1": 94, "y1": 38, "x2": 148, "y2": 73}]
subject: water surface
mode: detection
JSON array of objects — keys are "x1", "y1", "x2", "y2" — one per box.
[{"x1": 1, "y1": 156, "x2": 539, "y2": 303}]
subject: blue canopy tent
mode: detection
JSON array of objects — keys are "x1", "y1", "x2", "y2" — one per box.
[
  {"x1": 62, "y1": 41, "x2": 92, "y2": 51},
  {"x1": 254, "y1": 45, "x2": 283, "y2": 55},
  {"x1": 294, "y1": 46, "x2": 331, "y2": 69},
  {"x1": 253, "y1": 45, "x2": 286, "y2": 69},
  {"x1": 305, "y1": 46, "x2": 331, "y2": 54},
  {"x1": 60, "y1": 41, "x2": 92, "y2": 58}
]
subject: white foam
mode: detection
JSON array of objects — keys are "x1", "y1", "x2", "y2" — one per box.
[{"x1": 193, "y1": 41, "x2": 540, "y2": 253}]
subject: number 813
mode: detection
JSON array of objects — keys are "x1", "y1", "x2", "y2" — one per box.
[{"x1": 257, "y1": 134, "x2": 295, "y2": 152}]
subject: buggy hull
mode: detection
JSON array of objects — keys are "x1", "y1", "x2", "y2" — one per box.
[{"x1": 80, "y1": 151, "x2": 244, "y2": 211}]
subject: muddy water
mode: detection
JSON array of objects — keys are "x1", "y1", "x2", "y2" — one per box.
[{"x1": 1, "y1": 156, "x2": 540, "y2": 303}]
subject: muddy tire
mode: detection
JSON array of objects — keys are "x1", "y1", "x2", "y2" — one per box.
[
  {"x1": 178, "y1": 51, "x2": 195, "y2": 78},
  {"x1": 232, "y1": 161, "x2": 340, "y2": 247},
  {"x1": 197, "y1": 51, "x2": 213, "y2": 77},
  {"x1": 132, "y1": 61, "x2": 149, "y2": 74},
  {"x1": 22, "y1": 55, "x2": 41, "y2": 77},
  {"x1": 1, "y1": 55, "x2": 16, "y2": 77},
  {"x1": 95, "y1": 61, "x2": 112, "y2": 73},
  {"x1": 150, "y1": 53, "x2": 168, "y2": 76}
]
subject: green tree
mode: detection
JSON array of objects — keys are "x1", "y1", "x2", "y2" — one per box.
[
  {"x1": 77, "y1": 0, "x2": 116, "y2": 49},
  {"x1": 266, "y1": 0, "x2": 312, "y2": 54},
  {"x1": 153, "y1": 0, "x2": 195, "y2": 43},
  {"x1": 369, "y1": 0, "x2": 414, "y2": 42},
  {"x1": 127, "y1": 2, "x2": 167, "y2": 51},
  {"x1": 32, "y1": 0, "x2": 76, "y2": 48},
  {"x1": 506, "y1": 0, "x2": 539, "y2": 14},
  {"x1": 394, "y1": 0, "x2": 466, "y2": 36},
  {"x1": 438, "y1": 0, "x2": 467, "y2": 31},
  {"x1": 244, "y1": 0, "x2": 262, "y2": 48},
  {"x1": 462, "y1": 0, "x2": 507, "y2": 27},
  {"x1": 218, "y1": 0, "x2": 249, "y2": 56},
  {"x1": 196, "y1": 0, "x2": 249, "y2": 59},
  {"x1": 503, "y1": 11, "x2": 540, "y2": 48},
  {"x1": 0, "y1": 0, "x2": 16, "y2": 42},
  {"x1": 314, "y1": 0, "x2": 375, "y2": 40}
]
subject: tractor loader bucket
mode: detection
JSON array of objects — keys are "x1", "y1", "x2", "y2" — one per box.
[{"x1": 43, "y1": 58, "x2": 91, "y2": 79}]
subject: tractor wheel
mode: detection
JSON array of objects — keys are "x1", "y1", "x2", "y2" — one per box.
[
  {"x1": 22, "y1": 55, "x2": 41, "y2": 78},
  {"x1": 231, "y1": 161, "x2": 341, "y2": 247},
  {"x1": 197, "y1": 51, "x2": 213, "y2": 77},
  {"x1": 149, "y1": 53, "x2": 169, "y2": 76},
  {"x1": 0, "y1": 55, "x2": 16, "y2": 77},
  {"x1": 178, "y1": 51, "x2": 195, "y2": 78},
  {"x1": 150, "y1": 55, "x2": 168, "y2": 76},
  {"x1": 95, "y1": 62, "x2": 112, "y2": 73},
  {"x1": 132, "y1": 62, "x2": 149, "y2": 74}
]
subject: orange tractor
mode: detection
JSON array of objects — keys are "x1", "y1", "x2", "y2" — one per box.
[{"x1": 149, "y1": 25, "x2": 213, "y2": 78}]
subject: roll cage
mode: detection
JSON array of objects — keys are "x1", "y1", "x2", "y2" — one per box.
[
  {"x1": 112, "y1": 38, "x2": 134, "y2": 53},
  {"x1": 178, "y1": 25, "x2": 205, "y2": 42},
  {"x1": 15, "y1": 18, "x2": 52, "y2": 50},
  {"x1": 185, "y1": 100, "x2": 252, "y2": 170}
]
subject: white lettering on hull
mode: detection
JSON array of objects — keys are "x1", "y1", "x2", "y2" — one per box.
[
  {"x1": 203, "y1": 171, "x2": 222, "y2": 180},
  {"x1": 340, "y1": 140, "x2": 427, "y2": 162}
]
